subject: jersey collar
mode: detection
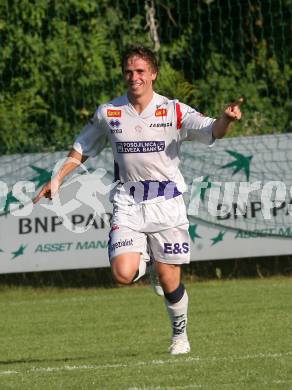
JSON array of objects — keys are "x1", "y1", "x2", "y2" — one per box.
[{"x1": 126, "y1": 92, "x2": 159, "y2": 119}]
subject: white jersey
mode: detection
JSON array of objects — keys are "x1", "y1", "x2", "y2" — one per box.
[{"x1": 73, "y1": 92, "x2": 215, "y2": 204}]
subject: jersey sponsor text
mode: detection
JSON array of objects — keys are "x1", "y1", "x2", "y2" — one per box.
[
  {"x1": 116, "y1": 141, "x2": 165, "y2": 153},
  {"x1": 149, "y1": 122, "x2": 172, "y2": 128}
]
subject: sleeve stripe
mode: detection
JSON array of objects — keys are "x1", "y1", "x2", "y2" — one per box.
[{"x1": 175, "y1": 103, "x2": 182, "y2": 130}]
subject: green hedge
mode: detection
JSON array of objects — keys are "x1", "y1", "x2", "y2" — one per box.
[{"x1": 0, "y1": 0, "x2": 291, "y2": 154}]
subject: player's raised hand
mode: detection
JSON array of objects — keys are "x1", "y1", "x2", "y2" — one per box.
[
  {"x1": 212, "y1": 97, "x2": 244, "y2": 138},
  {"x1": 33, "y1": 176, "x2": 61, "y2": 203},
  {"x1": 224, "y1": 97, "x2": 244, "y2": 121}
]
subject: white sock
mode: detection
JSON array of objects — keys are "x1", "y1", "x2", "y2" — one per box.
[{"x1": 164, "y1": 290, "x2": 188, "y2": 340}]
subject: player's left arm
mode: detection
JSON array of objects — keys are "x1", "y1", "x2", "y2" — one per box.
[{"x1": 212, "y1": 98, "x2": 243, "y2": 139}]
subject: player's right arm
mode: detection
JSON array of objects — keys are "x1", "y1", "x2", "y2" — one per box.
[
  {"x1": 33, "y1": 149, "x2": 88, "y2": 203},
  {"x1": 33, "y1": 105, "x2": 108, "y2": 203}
]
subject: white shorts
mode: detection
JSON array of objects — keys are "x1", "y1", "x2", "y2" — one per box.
[{"x1": 108, "y1": 196, "x2": 190, "y2": 264}]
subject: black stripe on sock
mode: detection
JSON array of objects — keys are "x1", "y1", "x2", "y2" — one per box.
[{"x1": 164, "y1": 283, "x2": 185, "y2": 304}]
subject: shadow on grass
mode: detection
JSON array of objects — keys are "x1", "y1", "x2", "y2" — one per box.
[
  {"x1": 0, "y1": 255, "x2": 291, "y2": 288},
  {"x1": 0, "y1": 268, "x2": 116, "y2": 289}
]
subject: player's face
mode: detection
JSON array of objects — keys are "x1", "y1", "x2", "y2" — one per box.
[{"x1": 124, "y1": 56, "x2": 157, "y2": 99}]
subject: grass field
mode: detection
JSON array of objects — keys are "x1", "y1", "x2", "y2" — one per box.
[{"x1": 0, "y1": 278, "x2": 291, "y2": 389}]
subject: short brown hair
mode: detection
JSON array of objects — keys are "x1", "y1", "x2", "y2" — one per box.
[{"x1": 121, "y1": 45, "x2": 159, "y2": 74}]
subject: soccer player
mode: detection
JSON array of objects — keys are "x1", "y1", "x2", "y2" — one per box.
[{"x1": 34, "y1": 45, "x2": 242, "y2": 355}]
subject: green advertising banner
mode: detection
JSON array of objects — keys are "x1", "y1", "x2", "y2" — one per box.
[{"x1": 0, "y1": 134, "x2": 291, "y2": 274}]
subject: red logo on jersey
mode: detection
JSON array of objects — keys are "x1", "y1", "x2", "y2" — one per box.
[
  {"x1": 107, "y1": 109, "x2": 121, "y2": 117},
  {"x1": 111, "y1": 224, "x2": 120, "y2": 232},
  {"x1": 155, "y1": 108, "x2": 167, "y2": 117}
]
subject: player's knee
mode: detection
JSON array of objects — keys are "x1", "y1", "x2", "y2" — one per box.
[{"x1": 111, "y1": 266, "x2": 134, "y2": 285}]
